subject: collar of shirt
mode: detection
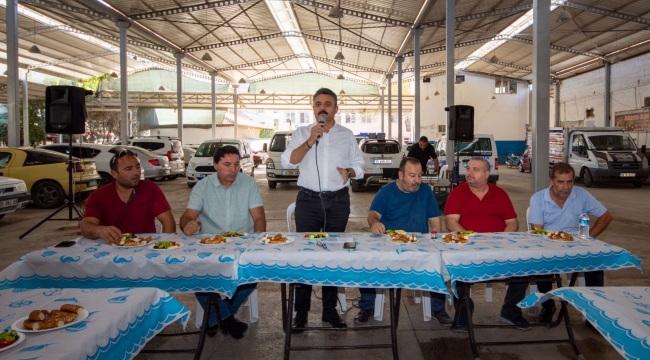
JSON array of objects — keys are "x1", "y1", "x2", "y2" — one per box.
[{"x1": 110, "y1": 181, "x2": 138, "y2": 204}]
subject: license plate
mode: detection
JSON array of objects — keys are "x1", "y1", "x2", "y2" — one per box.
[
  {"x1": 619, "y1": 173, "x2": 635, "y2": 177},
  {"x1": 373, "y1": 159, "x2": 392, "y2": 164},
  {"x1": 165, "y1": 169, "x2": 170, "y2": 174},
  {"x1": 88, "y1": 180, "x2": 98, "y2": 187},
  {"x1": 281, "y1": 170, "x2": 298, "y2": 176},
  {"x1": 0, "y1": 199, "x2": 18, "y2": 207}
]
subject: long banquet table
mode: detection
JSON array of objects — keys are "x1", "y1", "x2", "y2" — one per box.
[{"x1": 0, "y1": 287, "x2": 189, "y2": 359}]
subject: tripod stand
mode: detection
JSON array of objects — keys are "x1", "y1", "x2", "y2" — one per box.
[{"x1": 20, "y1": 135, "x2": 84, "y2": 239}]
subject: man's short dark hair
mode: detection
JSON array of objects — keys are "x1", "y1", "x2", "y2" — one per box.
[
  {"x1": 550, "y1": 162, "x2": 575, "y2": 179},
  {"x1": 313, "y1": 88, "x2": 337, "y2": 106},
  {"x1": 109, "y1": 148, "x2": 138, "y2": 171},
  {"x1": 419, "y1": 136, "x2": 428, "y2": 143},
  {"x1": 214, "y1": 145, "x2": 240, "y2": 163},
  {"x1": 399, "y1": 157, "x2": 422, "y2": 174}
]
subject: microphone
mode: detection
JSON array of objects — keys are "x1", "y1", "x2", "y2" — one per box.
[{"x1": 316, "y1": 115, "x2": 326, "y2": 143}]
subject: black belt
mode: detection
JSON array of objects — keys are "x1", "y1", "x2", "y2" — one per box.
[{"x1": 300, "y1": 187, "x2": 349, "y2": 199}]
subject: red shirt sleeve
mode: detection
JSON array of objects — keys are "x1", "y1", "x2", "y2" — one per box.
[
  {"x1": 83, "y1": 187, "x2": 106, "y2": 220},
  {"x1": 148, "y1": 182, "x2": 172, "y2": 218},
  {"x1": 497, "y1": 187, "x2": 517, "y2": 220},
  {"x1": 443, "y1": 185, "x2": 463, "y2": 215}
]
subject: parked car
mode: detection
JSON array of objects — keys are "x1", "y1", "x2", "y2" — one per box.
[
  {"x1": 266, "y1": 131, "x2": 298, "y2": 189},
  {"x1": 436, "y1": 134, "x2": 499, "y2": 184},
  {"x1": 114, "y1": 136, "x2": 184, "y2": 179},
  {"x1": 186, "y1": 138, "x2": 254, "y2": 187},
  {"x1": 0, "y1": 148, "x2": 99, "y2": 208},
  {"x1": 182, "y1": 146, "x2": 196, "y2": 176},
  {"x1": 351, "y1": 139, "x2": 403, "y2": 192},
  {"x1": 126, "y1": 146, "x2": 172, "y2": 181},
  {"x1": 519, "y1": 147, "x2": 532, "y2": 173},
  {"x1": 253, "y1": 151, "x2": 267, "y2": 168},
  {"x1": 40, "y1": 143, "x2": 144, "y2": 188},
  {"x1": 0, "y1": 176, "x2": 30, "y2": 220}
]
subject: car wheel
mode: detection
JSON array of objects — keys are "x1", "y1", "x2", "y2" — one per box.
[
  {"x1": 633, "y1": 181, "x2": 643, "y2": 188},
  {"x1": 351, "y1": 180, "x2": 361, "y2": 192},
  {"x1": 166, "y1": 175, "x2": 179, "y2": 180},
  {"x1": 250, "y1": 167, "x2": 254, "y2": 177},
  {"x1": 582, "y1": 168, "x2": 593, "y2": 187},
  {"x1": 152, "y1": 176, "x2": 165, "y2": 182},
  {"x1": 187, "y1": 182, "x2": 195, "y2": 188},
  {"x1": 268, "y1": 181, "x2": 277, "y2": 189},
  {"x1": 98, "y1": 173, "x2": 112, "y2": 188},
  {"x1": 32, "y1": 181, "x2": 65, "y2": 209},
  {"x1": 74, "y1": 192, "x2": 90, "y2": 202}
]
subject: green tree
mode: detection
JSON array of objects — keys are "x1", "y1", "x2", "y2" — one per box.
[
  {"x1": 259, "y1": 129, "x2": 275, "y2": 138},
  {"x1": 0, "y1": 100, "x2": 47, "y2": 146}
]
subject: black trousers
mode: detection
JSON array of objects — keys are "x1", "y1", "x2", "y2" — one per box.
[{"x1": 294, "y1": 189, "x2": 350, "y2": 312}]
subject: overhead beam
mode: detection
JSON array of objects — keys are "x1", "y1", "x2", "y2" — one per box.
[
  {"x1": 246, "y1": 70, "x2": 379, "y2": 86},
  {"x1": 556, "y1": 0, "x2": 650, "y2": 26},
  {"x1": 401, "y1": 56, "x2": 533, "y2": 73},
  {"x1": 421, "y1": 4, "x2": 533, "y2": 28},
  {"x1": 27, "y1": 50, "x2": 116, "y2": 69},
  {"x1": 19, "y1": 0, "x2": 110, "y2": 19},
  {"x1": 217, "y1": 54, "x2": 385, "y2": 74},
  {"x1": 186, "y1": 31, "x2": 395, "y2": 56}
]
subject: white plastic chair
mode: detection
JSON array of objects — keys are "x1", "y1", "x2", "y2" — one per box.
[{"x1": 287, "y1": 202, "x2": 347, "y2": 315}]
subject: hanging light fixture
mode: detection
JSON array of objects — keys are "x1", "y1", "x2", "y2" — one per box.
[
  {"x1": 339, "y1": 89, "x2": 345, "y2": 94},
  {"x1": 425, "y1": 96, "x2": 430, "y2": 100},
  {"x1": 489, "y1": 15, "x2": 498, "y2": 64},
  {"x1": 455, "y1": 77, "x2": 462, "y2": 84},
  {"x1": 557, "y1": 9, "x2": 573, "y2": 24},
  {"x1": 334, "y1": 51, "x2": 345, "y2": 60},
  {"x1": 129, "y1": 0, "x2": 148, "y2": 14},
  {"x1": 260, "y1": 89, "x2": 266, "y2": 94},
  {"x1": 110, "y1": 71, "x2": 119, "y2": 78},
  {"x1": 238, "y1": 78, "x2": 247, "y2": 84},
  {"x1": 434, "y1": 90, "x2": 440, "y2": 96},
  {"x1": 491, "y1": 95, "x2": 496, "y2": 100},
  {"x1": 3, "y1": 70, "x2": 8, "y2": 75},
  {"x1": 490, "y1": 54, "x2": 499, "y2": 63},
  {"x1": 337, "y1": 74, "x2": 344, "y2": 80},
  {"x1": 610, "y1": 55, "x2": 621, "y2": 64},
  {"x1": 29, "y1": 7, "x2": 41, "y2": 54},
  {"x1": 200, "y1": 7, "x2": 213, "y2": 61},
  {"x1": 328, "y1": 0, "x2": 343, "y2": 18},
  {"x1": 158, "y1": 85, "x2": 165, "y2": 91}
]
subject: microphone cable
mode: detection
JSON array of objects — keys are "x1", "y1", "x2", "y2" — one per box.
[{"x1": 315, "y1": 137, "x2": 327, "y2": 232}]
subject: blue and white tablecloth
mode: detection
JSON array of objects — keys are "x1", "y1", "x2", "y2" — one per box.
[
  {"x1": 432, "y1": 232, "x2": 641, "y2": 294},
  {"x1": 519, "y1": 287, "x2": 650, "y2": 360},
  {"x1": 0, "y1": 287, "x2": 189, "y2": 360},
  {"x1": 0, "y1": 234, "x2": 255, "y2": 297},
  {"x1": 237, "y1": 233, "x2": 449, "y2": 295}
]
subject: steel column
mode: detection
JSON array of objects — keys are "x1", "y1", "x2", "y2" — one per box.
[
  {"x1": 386, "y1": 75, "x2": 393, "y2": 139},
  {"x1": 22, "y1": 73, "x2": 29, "y2": 145},
  {"x1": 6, "y1": 0, "x2": 20, "y2": 147},
  {"x1": 554, "y1": 81, "x2": 561, "y2": 127},
  {"x1": 445, "y1": 0, "x2": 455, "y2": 169},
  {"x1": 396, "y1": 57, "x2": 404, "y2": 144},
  {"x1": 116, "y1": 20, "x2": 131, "y2": 143},
  {"x1": 380, "y1": 86, "x2": 386, "y2": 134},
  {"x1": 413, "y1": 28, "x2": 422, "y2": 141},
  {"x1": 174, "y1": 52, "x2": 185, "y2": 141},
  {"x1": 531, "y1": 0, "x2": 551, "y2": 193},
  {"x1": 210, "y1": 71, "x2": 218, "y2": 139},
  {"x1": 233, "y1": 84, "x2": 239, "y2": 138},
  {"x1": 604, "y1": 62, "x2": 611, "y2": 127}
]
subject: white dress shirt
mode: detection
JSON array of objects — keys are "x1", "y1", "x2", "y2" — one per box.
[{"x1": 281, "y1": 122, "x2": 365, "y2": 192}]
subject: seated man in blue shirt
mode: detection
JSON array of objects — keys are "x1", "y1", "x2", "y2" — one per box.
[
  {"x1": 354, "y1": 157, "x2": 451, "y2": 324},
  {"x1": 529, "y1": 162, "x2": 612, "y2": 323},
  {"x1": 180, "y1": 145, "x2": 266, "y2": 339}
]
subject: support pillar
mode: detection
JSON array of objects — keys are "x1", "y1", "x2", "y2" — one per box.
[
  {"x1": 210, "y1": 71, "x2": 218, "y2": 138},
  {"x1": 22, "y1": 72, "x2": 29, "y2": 145},
  {"x1": 174, "y1": 52, "x2": 185, "y2": 141},
  {"x1": 380, "y1": 86, "x2": 386, "y2": 134},
  {"x1": 233, "y1": 84, "x2": 239, "y2": 138},
  {"x1": 531, "y1": 0, "x2": 551, "y2": 193},
  {"x1": 396, "y1": 57, "x2": 404, "y2": 144},
  {"x1": 6, "y1": 0, "x2": 20, "y2": 147},
  {"x1": 116, "y1": 20, "x2": 131, "y2": 143},
  {"x1": 386, "y1": 74, "x2": 393, "y2": 139},
  {"x1": 413, "y1": 28, "x2": 422, "y2": 142},
  {"x1": 445, "y1": 0, "x2": 455, "y2": 168},
  {"x1": 554, "y1": 81, "x2": 561, "y2": 127},
  {"x1": 604, "y1": 62, "x2": 611, "y2": 127}
]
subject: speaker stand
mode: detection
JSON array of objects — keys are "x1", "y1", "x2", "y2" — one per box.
[
  {"x1": 450, "y1": 141, "x2": 460, "y2": 186},
  {"x1": 20, "y1": 136, "x2": 84, "y2": 239}
]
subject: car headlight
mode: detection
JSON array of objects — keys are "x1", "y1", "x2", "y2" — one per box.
[
  {"x1": 597, "y1": 158, "x2": 608, "y2": 169},
  {"x1": 266, "y1": 159, "x2": 275, "y2": 169},
  {"x1": 188, "y1": 162, "x2": 196, "y2": 169},
  {"x1": 643, "y1": 157, "x2": 648, "y2": 170},
  {"x1": 15, "y1": 182, "x2": 27, "y2": 193}
]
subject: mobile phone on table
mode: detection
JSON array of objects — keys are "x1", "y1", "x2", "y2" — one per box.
[
  {"x1": 343, "y1": 242, "x2": 356, "y2": 249},
  {"x1": 55, "y1": 241, "x2": 76, "y2": 248}
]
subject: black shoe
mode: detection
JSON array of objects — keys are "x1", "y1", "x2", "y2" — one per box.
[
  {"x1": 433, "y1": 311, "x2": 453, "y2": 325},
  {"x1": 354, "y1": 308, "x2": 374, "y2": 323},
  {"x1": 292, "y1": 311, "x2": 308, "y2": 334},
  {"x1": 206, "y1": 323, "x2": 218, "y2": 338},
  {"x1": 499, "y1": 313, "x2": 531, "y2": 331},
  {"x1": 322, "y1": 308, "x2": 347, "y2": 328},
  {"x1": 538, "y1": 305, "x2": 556, "y2": 323},
  {"x1": 221, "y1": 316, "x2": 248, "y2": 339}
]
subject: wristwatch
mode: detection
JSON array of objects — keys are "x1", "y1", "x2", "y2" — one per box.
[{"x1": 346, "y1": 169, "x2": 352, "y2": 178}]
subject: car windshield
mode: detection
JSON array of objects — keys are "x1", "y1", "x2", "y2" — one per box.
[
  {"x1": 362, "y1": 142, "x2": 400, "y2": 154},
  {"x1": 269, "y1": 134, "x2": 291, "y2": 152},
  {"x1": 588, "y1": 135, "x2": 637, "y2": 151},
  {"x1": 456, "y1": 138, "x2": 492, "y2": 156},
  {"x1": 127, "y1": 146, "x2": 159, "y2": 158},
  {"x1": 195, "y1": 143, "x2": 238, "y2": 157}
]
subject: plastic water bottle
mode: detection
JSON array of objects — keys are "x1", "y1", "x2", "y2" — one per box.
[{"x1": 579, "y1": 212, "x2": 590, "y2": 240}]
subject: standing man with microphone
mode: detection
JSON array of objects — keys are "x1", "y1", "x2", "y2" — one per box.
[{"x1": 281, "y1": 87, "x2": 365, "y2": 331}]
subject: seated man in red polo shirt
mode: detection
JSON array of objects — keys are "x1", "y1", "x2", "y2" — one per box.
[
  {"x1": 80, "y1": 149, "x2": 176, "y2": 243},
  {"x1": 445, "y1": 157, "x2": 529, "y2": 331}
]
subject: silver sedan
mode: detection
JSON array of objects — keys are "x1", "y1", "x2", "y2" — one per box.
[{"x1": 126, "y1": 146, "x2": 172, "y2": 181}]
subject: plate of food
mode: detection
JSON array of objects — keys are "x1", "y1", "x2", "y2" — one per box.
[
  {"x1": 198, "y1": 235, "x2": 230, "y2": 245},
  {"x1": 303, "y1": 232, "x2": 329, "y2": 239},
  {"x1": 12, "y1": 304, "x2": 89, "y2": 333},
  {"x1": 149, "y1": 241, "x2": 184, "y2": 250},
  {"x1": 547, "y1": 230, "x2": 574, "y2": 242},
  {"x1": 260, "y1": 233, "x2": 295, "y2": 245},
  {"x1": 112, "y1": 233, "x2": 154, "y2": 247},
  {"x1": 385, "y1": 230, "x2": 418, "y2": 244},
  {"x1": 529, "y1": 228, "x2": 552, "y2": 236},
  {"x1": 0, "y1": 330, "x2": 25, "y2": 353},
  {"x1": 222, "y1": 231, "x2": 247, "y2": 238},
  {"x1": 438, "y1": 232, "x2": 475, "y2": 245}
]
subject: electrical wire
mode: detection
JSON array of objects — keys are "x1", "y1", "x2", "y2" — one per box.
[{"x1": 315, "y1": 139, "x2": 327, "y2": 232}]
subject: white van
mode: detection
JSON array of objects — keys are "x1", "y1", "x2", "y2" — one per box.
[
  {"x1": 266, "y1": 131, "x2": 298, "y2": 189},
  {"x1": 436, "y1": 134, "x2": 499, "y2": 184},
  {"x1": 186, "y1": 138, "x2": 254, "y2": 187}
]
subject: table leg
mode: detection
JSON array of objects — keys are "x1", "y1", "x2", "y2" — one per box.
[
  {"x1": 194, "y1": 293, "x2": 221, "y2": 360},
  {"x1": 283, "y1": 284, "x2": 296, "y2": 360},
  {"x1": 388, "y1": 289, "x2": 399, "y2": 360},
  {"x1": 461, "y1": 284, "x2": 480, "y2": 360},
  {"x1": 281, "y1": 283, "x2": 288, "y2": 333}
]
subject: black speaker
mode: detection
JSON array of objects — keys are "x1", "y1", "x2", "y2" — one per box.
[
  {"x1": 45, "y1": 86, "x2": 92, "y2": 134},
  {"x1": 447, "y1": 105, "x2": 474, "y2": 140}
]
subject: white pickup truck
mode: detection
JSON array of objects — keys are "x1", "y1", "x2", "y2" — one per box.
[{"x1": 0, "y1": 176, "x2": 30, "y2": 220}]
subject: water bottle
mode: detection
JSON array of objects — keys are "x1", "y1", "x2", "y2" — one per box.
[{"x1": 579, "y1": 212, "x2": 590, "y2": 239}]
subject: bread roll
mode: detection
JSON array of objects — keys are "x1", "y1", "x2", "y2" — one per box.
[
  {"x1": 50, "y1": 310, "x2": 77, "y2": 323},
  {"x1": 28, "y1": 310, "x2": 48, "y2": 321},
  {"x1": 60, "y1": 304, "x2": 85, "y2": 314}
]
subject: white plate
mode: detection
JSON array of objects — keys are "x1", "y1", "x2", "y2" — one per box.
[
  {"x1": 12, "y1": 309, "x2": 89, "y2": 333},
  {"x1": 302, "y1": 233, "x2": 329, "y2": 239},
  {"x1": 111, "y1": 240, "x2": 151, "y2": 248},
  {"x1": 0, "y1": 331, "x2": 25, "y2": 353},
  {"x1": 149, "y1": 242, "x2": 185, "y2": 250},
  {"x1": 434, "y1": 233, "x2": 475, "y2": 245},
  {"x1": 197, "y1": 238, "x2": 231, "y2": 245},
  {"x1": 260, "y1": 236, "x2": 295, "y2": 245},
  {"x1": 386, "y1": 233, "x2": 418, "y2": 244},
  {"x1": 221, "y1": 232, "x2": 248, "y2": 238}
]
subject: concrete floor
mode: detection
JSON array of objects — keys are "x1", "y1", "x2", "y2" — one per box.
[{"x1": 1, "y1": 167, "x2": 648, "y2": 360}]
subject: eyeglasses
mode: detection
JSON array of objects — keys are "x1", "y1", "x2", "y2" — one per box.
[
  {"x1": 110, "y1": 149, "x2": 138, "y2": 166},
  {"x1": 316, "y1": 240, "x2": 328, "y2": 250}
]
